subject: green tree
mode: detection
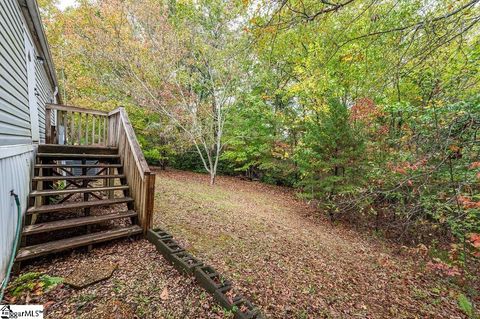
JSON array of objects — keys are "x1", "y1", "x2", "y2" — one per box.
[{"x1": 295, "y1": 100, "x2": 365, "y2": 207}]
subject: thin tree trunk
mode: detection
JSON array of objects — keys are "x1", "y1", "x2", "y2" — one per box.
[{"x1": 210, "y1": 171, "x2": 216, "y2": 185}]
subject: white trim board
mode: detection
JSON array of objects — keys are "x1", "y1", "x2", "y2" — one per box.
[{"x1": 0, "y1": 144, "x2": 34, "y2": 159}]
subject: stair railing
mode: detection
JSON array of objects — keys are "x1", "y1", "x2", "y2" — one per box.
[
  {"x1": 45, "y1": 104, "x2": 155, "y2": 233},
  {"x1": 45, "y1": 104, "x2": 109, "y2": 145},
  {"x1": 107, "y1": 107, "x2": 155, "y2": 232}
]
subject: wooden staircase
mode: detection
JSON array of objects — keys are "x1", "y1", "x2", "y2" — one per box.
[{"x1": 16, "y1": 104, "x2": 155, "y2": 263}]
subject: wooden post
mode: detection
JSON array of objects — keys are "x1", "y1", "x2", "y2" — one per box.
[
  {"x1": 45, "y1": 107, "x2": 52, "y2": 144},
  {"x1": 144, "y1": 172, "x2": 156, "y2": 232}
]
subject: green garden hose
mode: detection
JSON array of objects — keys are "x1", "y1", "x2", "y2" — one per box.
[{"x1": 0, "y1": 190, "x2": 22, "y2": 301}]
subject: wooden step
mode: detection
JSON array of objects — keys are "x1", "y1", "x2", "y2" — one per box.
[
  {"x1": 30, "y1": 185, "x2": 129, "y2": 197},
  {"x1": 35, "y1": 164, "x2": 122, "y2": 169},
  {"x1": 27, "y1": 197, "x2": 134, "y2": 215},
  {"x1": 32, "y1": 174, "x2": 125, "y2": 182},
  {"x1": 37, "y1": 153, "x2": 120, "y2": 160},
  {"x1": 22, "y1": 211, "x2": 137, "y2": 236},
  {"x1": 38, "y1": 144, "x2": 119, "y2": 155},
  {"x1": 16, "y1": 225, "x2": 142, "y2": 261}
]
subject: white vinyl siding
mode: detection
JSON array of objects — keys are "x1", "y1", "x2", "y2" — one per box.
[
  {"x1": 35, "y1": 57, "x2": 54, "y2": 143},
  {"x1": 0, "y1": 0, "x2": 31, "y2": 145},
  {"x1": 0, "y1": 0, "x2": 57, "y2": 286},
  {"x1": 0, "y1": 0, "x2": 55, "y2": 146},
  {"x1": 0, "y1": 146, "x2": 33, "y2": 285}
]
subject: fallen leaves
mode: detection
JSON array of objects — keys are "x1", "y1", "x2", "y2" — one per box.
[
  {"x1": 43, "y1": 301, "x2": 55, "y2": 310},
  {"x1": 426, "y1": 259, "x2": 462, "y2": 277},
  {"x1": 4, "y1": 169, "x2": 474, "y2": 319},
  {"x1": 160, "y1": 287, "x2": 169, "y2": 300},
  {"x1": 457, "y1": 195, "x2": 480, "y2": 209},
  {"x1": 153, "y1": 169, "x2": 472, "y2": 318},
  {"x1": 469, "y1": 162, "x2": 480, "y2": 170},
  {"x1": 4, "y1": 240, "x2": 222, "y2": 318},
  {"x1": 469, "y1": 233, "x2": 480, "y2": 249}
]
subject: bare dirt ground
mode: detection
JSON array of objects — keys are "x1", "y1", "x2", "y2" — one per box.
[
  {"x1": 153, "y1": 169, "x2": 470, "y2": 319},
  {"x1": 3, "y1": 169, "x2": 471, "y2": 318}
]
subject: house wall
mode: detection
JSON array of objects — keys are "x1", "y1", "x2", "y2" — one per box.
[
  {"x1": 0, "y1": 146, "x2": 33, "y2": 285},
  {"x1": 0, "y1": 0, "x2": 56, "y2": 285},
  {"x1": 0, "y1": 0, "x2": 31, "y2": 146},
  {"x1": 35, "y1": 56, "x2": 54, "y2": 143},
  {"x1": 0, "y1": 0, "x2": 55, "y2": 146}
]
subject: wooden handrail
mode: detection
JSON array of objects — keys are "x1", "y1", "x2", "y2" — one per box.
[
  {"x1": 108, "y1": 108, "x2": 121, "y2": 116},
  {"x1": 117, "y1": 108, "x2": 150, "y2": 176},
  {"x1": 107, "y1": 107, "x2": 155, "y2": 232},
  {"x1": 46, "y1": 103, "x2": 109, "y2": 116}
]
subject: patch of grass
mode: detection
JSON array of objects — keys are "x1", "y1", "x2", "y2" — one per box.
[
  {"x1": 75, "y1": 293, "x2": 97, "y2": 312},
  {"x1": 429, "y1": 246, "x2": 451, "y2": 264},
  {"x1": 156, "y1": 312, "x2": 176, "y2": 319},
  {"x1": 112, "y1": 279, "x2": 124, "y2": 294},
  {"x1": 372, "y1": 229, "x2": 385, "y2": 239},
  {"x1": 156, "y1": 178, "x2": 237, "y2": 211},
  {"x1": 77, "y1": 293, "x2": 97, "y2": 303},
  {"x1": 412, "y1": 287, "x2": 429, "y2": 300},
  {"x1": 245, "y1": 275, "x2": 255, "y2": 284},
  {"x1": 134, "y1": 295, "x2": 150, "y2": 317},
  {"x1": 458, "y1": 294, "x2": 477, "y2": 318},
  {"x1": 303, "y1": 284, "x2": 316, "y2": 295},
  {"x1": 431, "y1": 298, "x2": 442, "y2": 306},
  {"x1": 211, "y1": 304, "x2": 236, "y2": 318},
  {"x1": 8, "y1": 272, "x2": 63, "y2": 297},
  {"x1": 297, "y1": 309, "x2": 309, "y2": 319}
]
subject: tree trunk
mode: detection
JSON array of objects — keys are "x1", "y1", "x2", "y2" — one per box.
[{"x1": 210, "y1": 172, "x2": 216, "y2": 185}]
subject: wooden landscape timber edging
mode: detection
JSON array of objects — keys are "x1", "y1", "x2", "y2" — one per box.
[{"x1": 147, "y1": 228, "x2": 265, "y2": 319}]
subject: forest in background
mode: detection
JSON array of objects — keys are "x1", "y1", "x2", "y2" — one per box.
[{"x1": 38, "y1": 0, "x2": 479, "y2": 281}]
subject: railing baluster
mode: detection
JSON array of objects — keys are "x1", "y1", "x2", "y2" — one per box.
[
  {"x1": 97, "y1": 116, "x2": 101, "y2": 145},
  {"x1": 103, "y1": 116, "x2": 107, "y2": 145},
  {"x1": 85, "y1": 113, "x2": 89, "y2": 145},
  {"x1": 57, "y1": 110, "x2": 63, "y2": 144},
  {"x1": 61, "y1": 111, "x2": 65, "y2": 144},
  {"x1": 69, "y1": 111, "x2": 74, "y2": 145},
  {"x1": 98, "y1": 116, "x2": 102, "y2": 145},
  {"x1": 58, "y1": 110, "x2": 63, "y2": 144},
  {"x1": 78, "y1": 112, "x2": 82, "y2": 144},
  {"x1": 92, "y1": 115, "x2": 96, "y2": 145},
  {"x1": 45, "y1": 104, "x2": 112, "y2": 146}
]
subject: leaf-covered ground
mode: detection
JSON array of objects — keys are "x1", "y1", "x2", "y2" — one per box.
[
  {"x1": 3, "y1": 169, "x2": 473, "y2": 318},
  {"x1": 3, "y1": 239, "x2": 233, "y2": 318},
  {"x1": 153, "y1": 169, "x2": 471, "y2": 318}
]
